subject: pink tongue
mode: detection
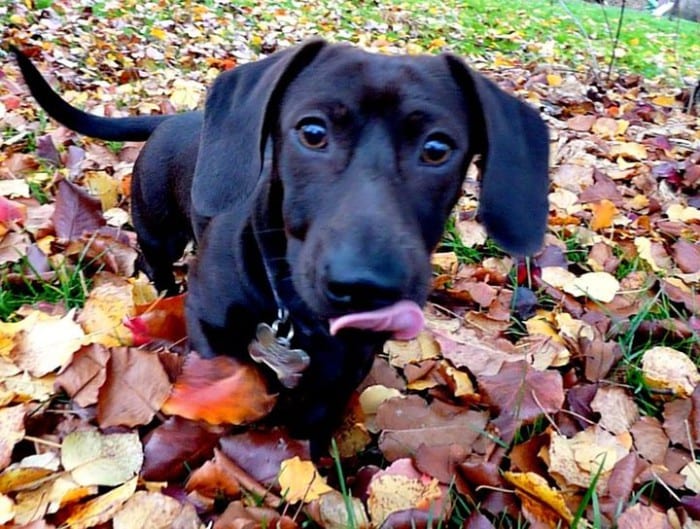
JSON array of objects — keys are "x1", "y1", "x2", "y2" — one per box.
[{"x1": 328, "y1": 300, "x2": 424, "y2": 341}]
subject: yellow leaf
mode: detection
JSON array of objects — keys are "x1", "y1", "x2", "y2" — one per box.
[
  {"x1": 385, "y1": 331, "x2": 439, "y2": 367},
  {"x1": 63, "y1": 476, "x2": 137, "y2": 529},
  {"x1": 609, "y1": 142, "x2": 647, "y2": 161},
  {"x1": 278, "y1": 457, "x2": 333, "y2": 503},
  {"x1": 61, "y1": 431, "x2": 143, "y2": 487},
  {"x1": 641, "y1": 346, "x2": 700, "y2": 398},
  {"x1": 149, "y1": 27, "x2": 167, "y2": 40},
  {"x1": 367, "y1": 472, "x2": 443, "y2": 525},
  {"x1": 634, "y1": 237, "x2": 664, "y2": 272},
  {"x1": 562, "y1": 272, "x2": 620, "y2": 303},
  {"x1": 504, "y1": 471, "x2": 573, "y2": 523},
  {"x1": 652, "y1": 94, "x2": 676, "y2": 107},
  {"x1": 590, "y1": 199, "x2": 618, "y2": 230},
  {"x1": 591, "y1": 117, "x2": 619, "y2": 139},
  {"x1": 546, "y1": 74, "x2": 563, "y2": 87},
  {"x1": 78, "y1": 283, "x2": 135, "y2": 347},
  {"x1": 431, "y1": 251, "x2": 458, "y2": 273},
  {"x1": 84, "y1": 171, "x2": 119, "y2": 211}
]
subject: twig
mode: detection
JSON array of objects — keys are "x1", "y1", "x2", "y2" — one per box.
[{"x1": 607, "y1": 0, "x2": 627, "y2": 82}]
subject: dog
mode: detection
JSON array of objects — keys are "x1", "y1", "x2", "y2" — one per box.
[{"x1": 13, "y1": 40, "x2": 550, "y2": 455}]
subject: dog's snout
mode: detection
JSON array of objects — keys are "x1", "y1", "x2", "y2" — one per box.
[{"x1": 324, "y1": 260, "x2": 405, "y2": 312}]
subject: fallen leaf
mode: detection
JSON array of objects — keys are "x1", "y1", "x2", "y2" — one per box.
[
  {"x1": 62, "y1": 476, "x2": 137, "y2": 529},
  {"x1": 385, "y1": 331, "x2": 440, "y2": 368},
  {"x1": 590, "y1": 386, "x2": 639, "y2": 435},
  {"x1": 52, "y1": 179, "x2": 105, "y2": 241},
  {"x1": 55, "y1": 344, "x2": 110, "y2": 408},
  {"x1": 376, "y1": 395, "x2": 488, "y2": 461},
  {"x1": 13, "y1": 310, "x2": 86, "y2": 377},
  {"x1": 142, "y1": 417, "x2": 222, "y2": 482},
  {"x1": 162, "y1": 354, "x2": 276, "y2": 425},
  {"x1": 617, "y1": 503, "x2": 673, "y2": 529},
  {"x1": 642, "y1": 345, "x2": 700, "y2": 397},
  {"x1": 590, "y1": 199, "x2": 619, "y2": 230},
  {"x1": 278, "y1": 456, "x2": 333, "y2": 503},
  {"x1": 0, "y1": 404, "x2": 26, "y2": 471},
  {"x1": 112, "y1": 490, "x2": 202, "y2": 529},
  {"x1": 186, "y1": 448, "x2": 242, "y2": 498},
  {"x1": 563, "y1": 271, "x2": 620, "y2": 303},
  {"x1": 97, "y1": 347, "x2": 171, "y2": 428},
  {"x1": 316, "y1": 490, "x2": 370, "y2": 529},
  {"x1": 503, "y1": 471, "x2": 573, "y2": 524},
  {"x1": 78, "y1": 282, "x2": 135, "y2": 347},
  {"x1": 367, "y1": 458, "x2": 446, "y2": 526},
  {"x1": 61, "y1": 431, "x2": 143, "y2": 487}
]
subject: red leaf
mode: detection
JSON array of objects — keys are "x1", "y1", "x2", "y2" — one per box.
[{"x1": 142, "y1": 416, "x2": 223, "y2": 481}]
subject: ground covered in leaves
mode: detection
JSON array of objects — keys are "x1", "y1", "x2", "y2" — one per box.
[{"x1": 0, "y1": 0, "x2": 699, "y2": 528}]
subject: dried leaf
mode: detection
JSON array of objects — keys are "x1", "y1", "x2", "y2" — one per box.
[
  {"x1": 278, "y1": 456, "x2": 333, "y2": 503},
  {"x1": 642, "y1": 345, "x2": 700, "y2": 397},
  {"x1": 62, "y1": 476, "x2": 137, "y2": 529},
  {"x1": 61, "y1": 431, "x2": 143, "y2": 487},
  {"x1": 97, "y1": 347, "x2": 171, "y2": 428}
]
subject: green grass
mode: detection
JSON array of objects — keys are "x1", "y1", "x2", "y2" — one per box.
[{"x1": 0, "y1": 258, "x2": 89, "y2": 321}]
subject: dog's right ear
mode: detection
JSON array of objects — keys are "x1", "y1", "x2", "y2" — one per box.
[{"x1": 191, "y1": 40, "x2": 326, "y2": 238}]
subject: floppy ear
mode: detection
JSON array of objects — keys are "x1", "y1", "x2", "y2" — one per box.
[
  {"x1": 191, "y1": 40, "x2": 326, "y2": 238},
  {"x1": 445, "y1": 55, "x2": 550, "y2": 256}
]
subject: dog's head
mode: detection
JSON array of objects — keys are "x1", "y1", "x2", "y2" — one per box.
[{"x1": 193, "y1": 40, "x2": 549, "y2": 334}]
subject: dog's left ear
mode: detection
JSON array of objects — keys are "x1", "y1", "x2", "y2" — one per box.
[
  {"x1": 191, "y1": 40, "x2": 327, "y2": 239},
  {"x1": 445, "y1": 55, "x2": 550, "y2": 256}
]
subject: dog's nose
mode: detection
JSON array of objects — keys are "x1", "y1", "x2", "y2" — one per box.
[{"x1": 324, "y1": 263, "x2": 405, "y2": 312}]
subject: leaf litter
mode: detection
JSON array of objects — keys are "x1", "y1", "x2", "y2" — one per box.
[{"x1": 0, "y1": 0, "x2": 699, "y2": 527}]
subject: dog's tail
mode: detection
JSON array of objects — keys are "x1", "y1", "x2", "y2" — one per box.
[{"x1": 11, "y1": 46, "x2": 172, "y2": 142}]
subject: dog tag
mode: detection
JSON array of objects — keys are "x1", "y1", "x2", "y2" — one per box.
[{"x1": 249, "y1": 322, "x2": 310, "y2": 389}]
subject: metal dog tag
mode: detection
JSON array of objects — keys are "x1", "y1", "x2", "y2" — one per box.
[{"x1": 249, "y1": 316, "x2": 310, "y2": 389}]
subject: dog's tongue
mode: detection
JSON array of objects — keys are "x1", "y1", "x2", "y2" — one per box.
[{"x1": 328, "y1": 300, "x2": 424, "y2": 341}]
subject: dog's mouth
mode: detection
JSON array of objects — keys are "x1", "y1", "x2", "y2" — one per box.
[{"x1": 328, "y1": 299, "x2": 424, "y2": 341}]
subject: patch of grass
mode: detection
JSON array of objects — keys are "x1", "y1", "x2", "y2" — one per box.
[
  {"x1": 440, "y1": 216, "x2": 506, "y2": 264},
  {"x1": 0, "y1": 258, "x2": 90, "y2": 322}
]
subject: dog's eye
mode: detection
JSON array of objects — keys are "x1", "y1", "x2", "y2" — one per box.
[
  {"x1": 420, "y1": 135, "x2": 453, "y2": 165},
  {"x1": 297, "y1": 119, "x2": 328, "y2": 150}
]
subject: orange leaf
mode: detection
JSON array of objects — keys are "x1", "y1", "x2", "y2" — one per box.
[
  {"x1": 162, "y1": 355, "x2": 276, "y2": 425},
  {"x1": 126, "y1": 293, "x2": 187, "y2": 345},
  {"x1": 590, "y1": 199, "x2": 618, "y2": 230}
]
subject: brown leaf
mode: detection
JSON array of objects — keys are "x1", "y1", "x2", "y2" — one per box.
[
  {"x1": 97, "y1": 347, "x2": 171, "y2": 428},
  {"x1": 478, "y1": 361, "x2": 564, "y2": 442},
  {"x1": 590, "y1": 386, "x2": 639, "y2": 435},
  {"x1": 162, "y1": 354, "x2": 276, "y2": 425},
  {"x1": 617, "y1": 503, "x2": 673, "y2": 529},
  {"x1": 599, "y1": 453, "x2": 649, "y2": 520},
  {"x1": 186, "y1": 448, "x2": 242, "y2": 499},
  {"x1": 376, "y1": 395, "x2": 488, "y2": 461},
  {"x1": 55, "y1": 344, "x2": 110, "y2": 408},
  {"x1": 672, "y1": 240, "x2": 700, "y2": 273},
  {"x1": 51, "y1": 179, "x2": 105, "y2": 241},
  {"x1": 566, "y1": 114, "x2": 596, "y2": 132},
  {"x1": 142, "y1": 417, "x2": 222, "y2": 482},
  {"x1": 0, "y1": 404, "x2": 26, "y2": 471},
  {"x1": 414, "y1": 443, "x2": 468, "y2": 484},
  {"x1": 629, "y1": 417, "x2": 669, "y2": 465},
  {"x1": 112, "y1": 490, "x2": 202, "y2": 529},
  {"x1": 219, "y1": 429, "x2": 310, "y2": 488}
]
